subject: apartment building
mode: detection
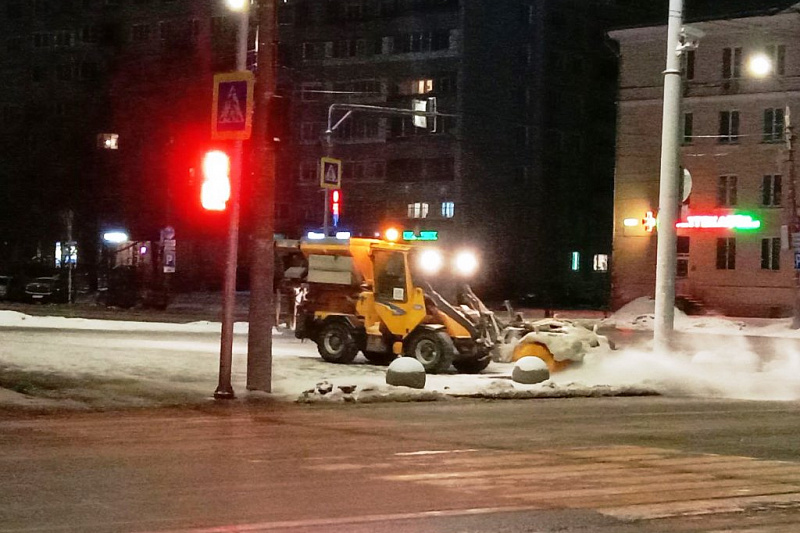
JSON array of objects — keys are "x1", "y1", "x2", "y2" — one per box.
[
  {"x1": 0, "y1": 0, "x2": 619, "y2": 301},
  {"x1": 278, "y1": 0, "x2": 617, "y2": 304},
  {"x1": 610, "y1": 2, "x2": 800, "y2": 316}
]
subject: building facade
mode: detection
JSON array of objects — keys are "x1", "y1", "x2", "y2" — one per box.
[
  {"x1": 0, "y1": 0, "x2": 619, "y2": 303},
  {"x1": 277, "y1": 0, "x2": 618, "y2": 305},
  {"x1": 610, "y1": 3, "x2": 800, "y2": 316}
]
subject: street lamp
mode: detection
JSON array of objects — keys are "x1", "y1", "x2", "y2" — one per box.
[
  {"x1": 748, "y1": 53, "x2": 773, "y2": 78},
  {"x1": 214, "y1": 0, "x2": 251, "y2": 400}
]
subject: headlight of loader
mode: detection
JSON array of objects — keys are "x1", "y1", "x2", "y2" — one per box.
[
  {"x1": 418, "y1": 249, "x2": 444, "y2": 275},
  {"x1": 454, "y1": 251, "x2": 478, "y2": 277}
]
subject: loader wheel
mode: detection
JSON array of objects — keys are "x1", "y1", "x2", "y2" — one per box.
[
  {"x1": 511, "y1": 342, "x2": 571, "y2": 373},
  {"x1": 405, "y1": 330, "x2": 455, "y2": 374},
  {"x1": 317, "y1": 322, "x2": 359, "y2": 364},
  {"x1": 453, "y1": 356, "x2": 492, "y2": 374},
  {"x1": 364, "y1": 351, "x2": 396, "y2": 366}
]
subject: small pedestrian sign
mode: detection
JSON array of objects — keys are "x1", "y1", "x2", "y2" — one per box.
[
  {"x1": 212, "y1": 71, "x2": 254, "y2": 140},
  {"x1": 795, "y1": 252, "x2": 800, "y2": 270},
  {"x1": 320, "y1": 157, "x2": 342, "y2": 189}
]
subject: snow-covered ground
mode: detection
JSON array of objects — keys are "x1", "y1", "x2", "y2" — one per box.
[{"x1": 2, "y1": 296, "x2": 800, "y2": 410}]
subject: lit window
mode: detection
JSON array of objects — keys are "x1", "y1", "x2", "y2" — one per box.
[
  {"x1": 570, "y1": 251, "x2": 580, "y2": 271},
  {"x1": 441, "y1": 201, "x2": 454, "y2": 218},
  {"x1": 414, "y1": 79, "x2": 434, "y2": 94},
  {"x1": 593, "y1": 254, "x2": 608, "y2": 272},
  {"x1": 407, "y1": 202, "x2": 429, "y2": 219}
]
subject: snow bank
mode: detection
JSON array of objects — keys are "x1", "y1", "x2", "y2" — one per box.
[{"x1": 605, "y1": 297, "x2": 753, "y2": 335}]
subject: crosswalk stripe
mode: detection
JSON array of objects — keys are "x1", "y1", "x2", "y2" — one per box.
[{"x1": 597, "y1": 491, "x2": 800, "y2": 520}]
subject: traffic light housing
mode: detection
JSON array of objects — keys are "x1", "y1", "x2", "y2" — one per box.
[
  {"x1": 331, "y1": 189, "x2": 341, "y2": 227},
  {"x1": 201, "y1": 150, "x2": 230, "y2": 211}
]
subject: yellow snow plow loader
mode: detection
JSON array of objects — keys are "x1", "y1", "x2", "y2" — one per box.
[{"x1": 277, "y1": 233, "x2": 609, "y2": 374}]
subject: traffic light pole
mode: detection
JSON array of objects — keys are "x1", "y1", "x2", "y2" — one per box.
[
  {"x1": 214, "y1": 2, "x2": 250, "y2": 400},
  {"x1": 246, "y1": 0, "x2": 278, "y2": 392}
]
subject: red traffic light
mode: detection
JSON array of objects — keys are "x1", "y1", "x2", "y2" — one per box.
[
  {"x1": 331, "y1": 189, "x2": 341, "y2": 216},
  {"x1": 201, "y1": 150, "x2": 231, "y2": 211}
]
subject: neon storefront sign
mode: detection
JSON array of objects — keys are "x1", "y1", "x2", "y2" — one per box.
[{"x1": 676, "y1": 214, "x2": 761, "y2": 230}]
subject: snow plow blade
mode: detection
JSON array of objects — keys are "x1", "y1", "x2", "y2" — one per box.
[{"x1": 497, "y1": 317, "x2": 612, "y2": 373}]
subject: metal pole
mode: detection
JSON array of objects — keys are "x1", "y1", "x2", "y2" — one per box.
[
  {"x1": 653, "y1": 0, "x2": 684, "y2": 352},
  {"x1": 785, "y1": 107, "x2": 800, "y2": 329},
  {"x1": 214, "y1": 2, "x2": 250, "y2": 400},
  {"x1": 246, "y1": 0, "x2": 277, "y2": 392}
]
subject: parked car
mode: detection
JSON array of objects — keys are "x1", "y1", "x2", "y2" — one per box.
[
  {"x1": 0, "y1": 275, "x2": 11, "y2": 299},
  {"x1": 24, "y1": 275, "x2": 68, "y2": 303}
]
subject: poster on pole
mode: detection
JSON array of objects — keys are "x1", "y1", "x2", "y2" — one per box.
[
  {"x1": 320, "y1": 157, "x2": 342, "y2": 189},
  {"x1": 211, "y1": 71, "x2": 255, "y2": 140}
]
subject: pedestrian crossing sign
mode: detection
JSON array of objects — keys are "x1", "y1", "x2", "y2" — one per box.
[
  {"x1": 320, "y1": 157, "x2": 342, "y2": 189},
  {"x1": 211, "y1": 71, "x2": 255, "y2": 140}
]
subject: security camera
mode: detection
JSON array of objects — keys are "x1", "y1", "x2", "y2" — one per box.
[
  {"x1": 678, "y1": 25, "x2": 704, "y2": 52},
  {"x1": 681, "y1": 25, "x2": 705, "y2": 41}
]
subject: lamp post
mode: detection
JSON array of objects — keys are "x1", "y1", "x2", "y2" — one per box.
[
  {"x1": 653, "y1": 0, "x2": 684, "y2": 352},
  {"x1": 214, "y1": 0, "x2": 250, "y2": 400}
]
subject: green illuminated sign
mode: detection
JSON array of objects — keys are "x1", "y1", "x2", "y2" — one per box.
[{"x1": 402, "y1": 230, "x2": 439, "y2": 241}]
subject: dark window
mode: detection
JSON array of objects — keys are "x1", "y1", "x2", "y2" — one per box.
[
  {"x1": 682, "y1": 49, "x2": 695, "y2": 80},
  {"x1": 716, "y1": 238, "x2": 736, "y2": 270},
  {"x1": 761, "y1": 238, "x2": 780, "y2": 270},
  {"x1": 722, "y1": 47, "x2": 742, "y2": 79},
  {"x1": 6, "y1": 37, "x2": 22, "y2": 53},
  {"x1": 677, "y1": 235, "x2": 690, "y2": 277},
  {"x1": 767, "y1": 44, "x2": 786, "y2": 76},
  {"x1": 718, "y1": 110, "x2": 739, "y2": 143},
  {"x1": 683, "y1": 112, "x2": 693, "y2": 144},
  {"x1": 763, "y1": 108, "x2": 784, "y2": 142},
  {"x1": 762, "y1": 175, "x2": 782, "y2": 206},
  {"x1": 6, "y1": 2, "x2": 23, "y2": 18},
  {"x1": 717, "y1": 175, "x2": 737, "y2": 206}
]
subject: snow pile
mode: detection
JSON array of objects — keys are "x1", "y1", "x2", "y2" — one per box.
[
  {"x1": 0, "y1": 310, "x2": 252, "y2": 334},
  {"x1": 604, "y1": 297, "x2": 747, "y2": 333},
  {"x1": 557, "y1": 342, "x2": 800, "y2": 401}
]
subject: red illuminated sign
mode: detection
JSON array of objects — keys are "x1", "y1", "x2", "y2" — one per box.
[{"x1": 676, "y1": 214, "x2": 761, "y2": 230}]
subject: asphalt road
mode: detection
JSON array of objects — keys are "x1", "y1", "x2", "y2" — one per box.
[{"x1": 2, "y1": 397, "x2": 800, "y2": 533}]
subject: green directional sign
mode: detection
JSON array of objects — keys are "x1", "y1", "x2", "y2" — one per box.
[{"x1": 402, "y1": 230, "x2": 439, "y2": 241}]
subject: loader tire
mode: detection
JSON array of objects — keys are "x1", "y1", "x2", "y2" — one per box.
[
  {"x1": 364, "y1": 351, "x2": 396, "y2": 366},
  {"x1": 405, "y1": 330, "x2": 455, "y2": 374},
  {"x1": 317, "y1": 322, "x2": 359, "y2": 364},
  {"x1": 453, "y1": 355, "x2": 492, "y2": 374}
]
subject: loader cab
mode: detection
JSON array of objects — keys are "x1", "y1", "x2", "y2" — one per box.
[{"x1": 373, "y1": 249, "x2": 408, "y2": 302}]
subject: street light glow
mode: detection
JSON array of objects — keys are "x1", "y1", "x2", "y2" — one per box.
[
  {"x1": 748, "y1": 54, "x2": 772, "y2": 78},
  {"x1": 225, "y1": 0, "x2": 247, "y2": 10}
]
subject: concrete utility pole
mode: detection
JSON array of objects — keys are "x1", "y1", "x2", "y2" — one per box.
[
  {"x1": 246, "y1": 0, "x2": 278, "y2": 392},
  {"x1": 653, "y1": 0, "x2": 684, "y2": 351},
  {"x1": 214, "y1": 0, "x2": 250, "y2": 400}
]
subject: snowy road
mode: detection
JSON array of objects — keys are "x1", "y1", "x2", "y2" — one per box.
[{"x1": 2, "y1": 397, "x2": 800, "y2": 533}]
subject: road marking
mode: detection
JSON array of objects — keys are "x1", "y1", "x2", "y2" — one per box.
[
  {"x1": 394, "y1": 449, "x2": 480, "y2": 456},
  {"x1": 134, "y1": 505, "x2": 546, "y2": 533}
]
